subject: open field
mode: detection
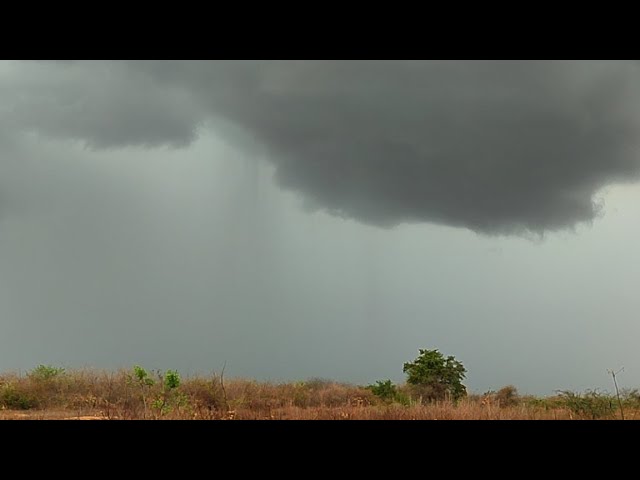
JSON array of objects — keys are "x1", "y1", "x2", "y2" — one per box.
[{"x1": 1, "y1": 367, "x2": 638, "y2": 420}]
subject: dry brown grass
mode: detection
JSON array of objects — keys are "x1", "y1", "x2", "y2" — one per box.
[{"x1": 0, "y1": 369, "x2": 636, "y2": 420}]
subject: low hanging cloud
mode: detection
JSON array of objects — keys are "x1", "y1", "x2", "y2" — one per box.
[{"x1": 4, "y1": 60, "x2": 640, "y2": 234}]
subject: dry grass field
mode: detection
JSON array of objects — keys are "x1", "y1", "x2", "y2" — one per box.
[{"x1": 1, "y1": 366, "x2": 638, "y2": 420}]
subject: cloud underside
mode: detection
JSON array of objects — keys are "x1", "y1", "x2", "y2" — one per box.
[{"x1": 4, "y1": 60, "x2": 640, "y2": 234}]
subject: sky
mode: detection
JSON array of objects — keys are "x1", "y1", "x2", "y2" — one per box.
[{"x1": 1, "y1": 60, "x2": 640, "y2": 395}]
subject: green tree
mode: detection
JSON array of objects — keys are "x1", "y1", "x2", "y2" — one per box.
[{"x1": 403, "y1": 349, "x2": 467, "y2": 402}]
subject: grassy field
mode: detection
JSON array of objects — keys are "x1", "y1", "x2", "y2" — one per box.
[{"x1": 1, "y1": 366, "x2": 637, "y2": 420}]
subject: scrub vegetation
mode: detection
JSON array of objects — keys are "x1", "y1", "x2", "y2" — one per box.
[{"x1": 1, "y1": 350, "x2": 636, "y2": 420}]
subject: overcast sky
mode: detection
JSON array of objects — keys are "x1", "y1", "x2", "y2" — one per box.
[{"x1": 2, "y1": 60, "x2": 640, "y2": 395}]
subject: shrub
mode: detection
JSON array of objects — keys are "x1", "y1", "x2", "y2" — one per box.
[
  {"x1": 403, "y1": 349, "x2": 467, "y2": 402},
  {"x1": 557, "y1": 390, "x2": 615, "y2": 419},
  {"x1": 495, "y1": 385, "x2": 519, "y2": 407},
  {"x1": 131, "y1": 365, "x2": 155, "y2": 387},
  {"x1": 164, "y1": 370, "x2": 181, "y2": 390},
  {"x1": 0, "y1": 384, "x2": 38, "y2": 410},
  {"x1": 368, "y1": 380, "x2": 397, "y2": 401},
  {"x1": 28, "y1": 365, "x2": 65, "y2": 381}
]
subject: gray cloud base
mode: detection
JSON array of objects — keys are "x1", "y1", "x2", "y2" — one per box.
[{"x1": 6, "y1": 60, "x2": 640, "y2": 234}]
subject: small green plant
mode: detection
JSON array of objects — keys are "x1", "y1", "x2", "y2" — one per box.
[
  {"x1": 28, "y1": 365, "x2": 65, "y2": 381},
  {"x1": 132, "y1": 365, "x2": 155, "y2": 387},
  {"x1": 151, "y1": 370, "x2": 187, "y2": 417},
  {"x1": 164, "y1": 370, "x2": 181, "y2": 390},
  {"x1": 127, "y1": 365, "x2": 156, "y2": 418},
  {"x1": 151, "y1": 397, "x2": 169, "y2": 414}
]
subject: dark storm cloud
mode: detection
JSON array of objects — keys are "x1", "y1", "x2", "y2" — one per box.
[{"x1": 7, "y1": 60, "x2": 640, "y2": 234}]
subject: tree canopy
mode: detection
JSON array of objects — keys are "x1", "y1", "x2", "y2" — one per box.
[{"x1": 403, "y1": 349, "x2": 467, "y2": 401}]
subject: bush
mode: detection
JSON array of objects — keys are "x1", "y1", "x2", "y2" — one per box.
[
  {"x1": 557, "y1": 390, "x2": 615, "y2": 419},
  {"x1": 495, "y1": 385, "x2": 519, "y2": 407},
  {"x1": 28, "y1": 365, "x2": 65, "y2": 381},
  {"x1": 620, "y1": 388, "x2": 640, "y2": 408},
  {"x1": 0, "y1": 384, "x2": 38, "y2": 410},
  {"x1": 180, "y1": 378, "x2": 225, "y2": 413},
  {"x1": 368, "y1": 380, "x2": 397, "y2": 401},
  {"x1": 403, "y1": 349, "x2": 467, "y2": 402}
]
